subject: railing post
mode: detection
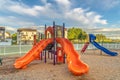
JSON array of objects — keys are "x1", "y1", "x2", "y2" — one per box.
[
  {"x1": 19, "y1": 42, "x2": 21, "y2": 55},
  {"x1": 4, "y1": 45, "x2": 5, "y2": 56}
]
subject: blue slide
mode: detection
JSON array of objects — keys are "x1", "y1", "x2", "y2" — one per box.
[{"x1": 89, "y1": 34, "x2": 118, "y2": 56}]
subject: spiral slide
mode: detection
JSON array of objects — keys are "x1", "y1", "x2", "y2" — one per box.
[
  {"x1": 56, "y1": 38, "x2": 89, "y2": 75},
  {"x1": 14, "y1": 38, "x2": 89, "y2": 76}
]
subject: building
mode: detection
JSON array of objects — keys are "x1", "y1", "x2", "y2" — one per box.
[
  {"x1": 17, "y1": 28, "x2": 37, "y2": 45},
  {"x1": 0, "y1": 27, "x2": 5, "y2": 41},
  {"x1": 5, "y1": 32, "x2": 11, "y2": 39}
]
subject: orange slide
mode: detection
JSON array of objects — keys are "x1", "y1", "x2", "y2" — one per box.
[
  {"x1": 56, "y1": 38, "x2": 89, "y2": 75},
  {"x1": 14, "y1": 38, "x2": 89, "y2": 76},
  {"x1": 14, "y1": 38, "x2": 53, "y2": 69}
]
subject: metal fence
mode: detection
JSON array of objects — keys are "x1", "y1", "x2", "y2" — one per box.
[
  {"x1": 74, "y1": 43, "x2": 120, "y2": 50},
  {"x1": 0, "y1": 45, "x2": 32, "y2": 56},
  {"x1": 0, "y1": 43, "x2": 120, "y2": 56}
]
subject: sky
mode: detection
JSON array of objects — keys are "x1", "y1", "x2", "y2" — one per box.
[{"x1": 0, "y1": 0, "x2": 120, "y2": 38}]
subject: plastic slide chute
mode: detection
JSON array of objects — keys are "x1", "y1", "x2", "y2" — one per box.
[
  {"x1": 56, "y1": 38, "x2": 89, "y2": 76},
  {"x1": 14, "y1": 37, "x2": 89, "y2": 76},
  {"x1": 15, "y1": 40, "x2": 45, "y2": 62},
  {"x1": 89, "y1": 34, "x2": 118, "y2": 56},
  {"x1": 14, "y1": 38, "x2": 53, "y2": 69}
]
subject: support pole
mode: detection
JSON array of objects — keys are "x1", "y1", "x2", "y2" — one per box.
[
  {"x1": 44, "y1": 24, "x2": 47, "y2": 63},
  {"x1": 33, "y1": 35, "x2": 36, "y2": 46},
  {"x1": 40, "y1": 33, "x2": 43, "y2": 60},
  {"x1": 40, "y1": 52, "x2": 43, "y2": 60},
  {"x1": 53, "y1": 21, "x2": 56, "y2": 65},
  {"x1": 51, "y1": 51, "x2": 53, "y2": 59},
  {"x1": 63, "y1": 23, "x2": 65, "y2": 63},
  {"x1": 62, "y1": 23, "x2": 65, "y2": 38},
  {"x1": 48, "y1": 51, "x2": 50, "y2": 58}
]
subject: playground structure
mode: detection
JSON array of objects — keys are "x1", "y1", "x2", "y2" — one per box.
[
  {"x1": 14, "y1": 22, "x2": 89, "y2": 76},
  {"x1": 81, "y1": 34, "x2": 118, "y2": 56}
]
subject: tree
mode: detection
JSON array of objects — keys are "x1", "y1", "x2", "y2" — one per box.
[
  {"x1": 67, "y1": 27, "x2": 87, "y2": 41},
  {"x1": 96, "y1": 34, "x2": 106, "y2": 42},
  {"x1": 12, "y1": 33, "x2": 17, "y2": 45},
  {"x1": 67, "y1": 27, "x2": 76, "y2": 40},
  {"x1": 78, "y1": 31, "x2": 87, "y2": 41}
]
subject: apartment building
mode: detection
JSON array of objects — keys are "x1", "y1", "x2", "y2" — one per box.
[{"x1": 17, "y1": 28, "x2": 37, "y2": 45}]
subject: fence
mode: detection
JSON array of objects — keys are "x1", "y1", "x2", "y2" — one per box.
[
  {"x1": 0, "y1": 43, "x2": 120, "y2": 56},
  {"x1": 74, "y1": 43, "x2": 120, "y2": 50},
  {"x1": 0, "y1": 45, "x2": 32, "y2": 56}
]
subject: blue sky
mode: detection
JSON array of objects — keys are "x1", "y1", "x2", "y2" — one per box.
[{"x1": 0, "y1": 0, "x2": 120, "y2": 35}]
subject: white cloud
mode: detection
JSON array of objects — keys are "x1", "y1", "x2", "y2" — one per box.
[
  {"x1": 5, "y1": 26, "x2": 17, "y2": 32},
  {"x1": 0, "y1": 0, "x2": 52, "y2": 17},
  {"x1": 0, "y1": 16, "x2": 35, "y2": 27},
  {"x1": 41, "y1": 0, "x2": 47, "y2": 4},
  {"x1": 9, "y1": 5, "x2": 39, "y2": 16},
  {"x1": 96, "y1": 28, "x2": 120, "y2": 32},
  {"x1": 0, "y1": 0, "x2": 18, "y2": 10},
  {"x1": 65, "y1": 8, "x2": 107, "y2": 25},
  {"x1": 55, "y1": 0, "x2": 71, "y2": 10},
  {"x1": 7, "y1": 1, "x2": 59, "y2": 18},
  {"x1": 101, "y1": 0, "x2": 120, "y2": 10},
  {"x1": 0, "y1": 0, "x2": 108, "y2": 27},
  {"x1": 82, "y1": 0, "x2": 120, "y2": 10},
  {"x1": 94, "y1": 15, "x2": 107, "y2": 24},
  {"x1": 55, "y1": 0, "x2": 70, "y2": 5},
  {"x1": 82, "y1": 28, "x2": 120, "y2": 39}
]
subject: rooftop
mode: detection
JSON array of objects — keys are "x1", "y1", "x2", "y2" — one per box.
[{"x1": 17, "y1": 28, "x2": 37, "y2": 32}]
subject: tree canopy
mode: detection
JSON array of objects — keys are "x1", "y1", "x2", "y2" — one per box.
[
  {"x1": 12, "y1": 33, "x2": 17, "y2": 44},
  {"x1": 67, "y1": 27, "x2": 87, "y2": 40},
  {"x1": 95, "y1": 34, "x2": 107, "y2": 42}
]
